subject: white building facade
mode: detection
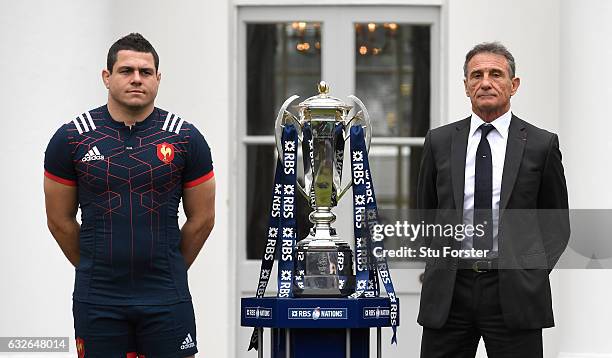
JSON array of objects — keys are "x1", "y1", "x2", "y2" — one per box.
[{"x1": 1, "y1": 0, "x2": 611, "y2": 357}]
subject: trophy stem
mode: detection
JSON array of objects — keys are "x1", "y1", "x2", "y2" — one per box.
[
  {"x1": 309, "y1": 207, "x2": 335, "y2": 228},
  {"x1": 295, "y1": 205, "x2": 355, "y2": 297},
  {"x1": 308, "y1": 207, "x2": 338, "y2": 245}
]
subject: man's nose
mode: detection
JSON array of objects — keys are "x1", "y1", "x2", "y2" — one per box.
[
  {"x1": 480, "y1": 75, "x2": 492, "y2": 89},
  {"x1": 131, "y1": 70, "x2": 142, "y2": 84}
]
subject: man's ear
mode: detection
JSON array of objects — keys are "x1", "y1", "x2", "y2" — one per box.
[
  {"x1": 463, "y1": 78, "x2": 469, "y2": 97},
  {"x1": 511, "y1": 77, "x2": 521, "y2": 96},
  {"x1": 157, "y1": 71, "x2": 161, "y2": 83},
  {"x1": 102, "y1": 69, "x2": 110, "y2": 89}
]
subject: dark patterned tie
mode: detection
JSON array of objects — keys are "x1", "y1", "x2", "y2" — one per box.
[{"x1": 474, "y1": 124, "x2": 495, "y2": 252}]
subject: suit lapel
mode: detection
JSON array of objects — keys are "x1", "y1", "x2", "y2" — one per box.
[
  {"x1": 451, "y1": 118, "x2": 470, "y2": 213},
  {"x1": 500, "y1": 115, "x2": 527, "y2": 210}
]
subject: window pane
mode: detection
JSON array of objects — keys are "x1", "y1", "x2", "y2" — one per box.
[
  {"x1": 355, "y1": 23, "x2": 431, "y2": 261},
  {"x1": 245, "y1": 145, "x2": 274, "y2": 260},
  {"x1": 245, "y1": 22, "x2": 321, "y2": 259},
  {"x1": 354, "y1": 23, "x2": 430, "y2": 138},
  {"x1": 369, "y1": 145, "x2": 424, "y2": 261},
  {"x1": 247, "y1": 22, "x2": 322, "y2": 136},
  {"x1": 245, "y1": 145, "x2": 312, "y2": 260}
]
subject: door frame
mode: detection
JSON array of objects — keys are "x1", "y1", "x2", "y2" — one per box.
[{"x1": 230, "y1": 4, "x2": 444, "y2": 357}]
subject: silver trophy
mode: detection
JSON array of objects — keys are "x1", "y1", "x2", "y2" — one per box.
[{"x1": 275, "y1": 81, "x2": 372, "y2": 297}]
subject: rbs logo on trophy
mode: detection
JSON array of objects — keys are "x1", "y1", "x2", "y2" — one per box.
[
  {"x1": 157, "y1": 142, "x2": 175, "y2": 163},
  {"x1": 288, "y1": 307, "x2": 347, "y2": 320}
]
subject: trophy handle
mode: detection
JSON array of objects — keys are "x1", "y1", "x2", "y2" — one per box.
[
  {"x1": 275, "y1": 95, "x2": 301, "y2": 160},
  {"x1": 337, "y1": 95, "x2": 373, "y2": 201},
  {"x1": 274, "y1": 95, "x2": 309, "y2": 200},
  {"x1": 345, "y1": 95, "x2": 372, "y2": 151}
]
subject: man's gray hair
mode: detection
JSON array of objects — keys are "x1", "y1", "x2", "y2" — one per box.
[{"x1": 463, "y1": 42, "x2": 516, "y2": 78}]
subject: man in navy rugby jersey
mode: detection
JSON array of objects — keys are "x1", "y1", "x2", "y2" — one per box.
[{"x1": 44, "y1": 33, "x2": 215, "y2": 358}]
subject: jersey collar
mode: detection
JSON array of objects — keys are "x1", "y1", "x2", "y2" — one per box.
[{"x1": 102, "y1": 105, "x2": 159, "y2": 130}]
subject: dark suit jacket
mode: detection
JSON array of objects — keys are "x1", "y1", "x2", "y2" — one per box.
[{"x1": 416, "y1": 114, "x2": 570, "y2": 330}]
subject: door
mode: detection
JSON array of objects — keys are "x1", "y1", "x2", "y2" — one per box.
[{"x1": 234, "y1": 5, "x2": 441, "y2": 357}]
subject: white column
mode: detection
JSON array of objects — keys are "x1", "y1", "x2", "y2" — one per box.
[
  {"x1": 0, "y1": 0, "x2": 111, "y2": 343},
  {"x1": 558, "y1": 0, "x2": 612, "y2": 356},
  {"x1": 560, "y1": 0, "x2": 612, "y2": 209}
]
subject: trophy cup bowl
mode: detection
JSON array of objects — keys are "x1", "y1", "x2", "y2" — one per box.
[{"x1": 274, "y1": 81, "x2": 372, "y2": 297}]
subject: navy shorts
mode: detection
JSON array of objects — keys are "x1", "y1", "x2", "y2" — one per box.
[{"x1": 73, "y1": 300, "x2": 197, "y2": 358}]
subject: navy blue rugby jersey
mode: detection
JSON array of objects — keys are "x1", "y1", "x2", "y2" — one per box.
[{"x1": 44, "y1": 105, "x2": 214, "y2": 305}]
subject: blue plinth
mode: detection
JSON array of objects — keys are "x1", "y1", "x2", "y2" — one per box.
[
  {"x1": 241, "y1": 297, "x2": 398, "y2": 358},
  {"x1": 242, "y1": 297, "x2": 398, "y2": 328}
]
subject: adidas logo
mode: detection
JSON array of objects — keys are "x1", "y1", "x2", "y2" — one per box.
[
  {"x1": 180, "y1": 333, "x2": 195, "y2": 350},
  {"x1": 81, "y1": 146, "x2": 105, "y2": 162}
]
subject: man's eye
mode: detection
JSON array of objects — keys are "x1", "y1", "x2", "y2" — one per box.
[{"x1": 141, "y1": 71, "x2": 153, "y2": 76}]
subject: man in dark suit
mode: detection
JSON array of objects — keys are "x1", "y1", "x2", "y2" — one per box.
[{"x1": 417, "y1": 42, "x2": 570, "y2": 357}]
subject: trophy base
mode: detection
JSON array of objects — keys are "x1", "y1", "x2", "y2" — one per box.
[{"x1": 293, "y1": 241, "x2": 355, "y2": 297}]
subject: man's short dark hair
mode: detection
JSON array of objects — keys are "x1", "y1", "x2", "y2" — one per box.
[
  {"x1": 107, "y1": 33, "x2": 159, "y2": 73},
  {"x1": 463, "y1": 42, "x2": 516, "y2": 79}
]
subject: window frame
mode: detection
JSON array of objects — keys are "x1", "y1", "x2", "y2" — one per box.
[{"x1": 235, "y1": 5, "x2": 442, "y2": 296}]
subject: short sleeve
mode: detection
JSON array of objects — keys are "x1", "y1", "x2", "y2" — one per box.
[
  {"x1": 44, "y1": 125, "x2": 77, "y2": 186},
  {"x1": 183, "y1": 124, "x2": 214, "y2": 188}
]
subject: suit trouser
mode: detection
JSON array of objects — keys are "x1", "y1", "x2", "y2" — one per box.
[{"x1": 420, "y1": 269, "x2": 542, "y2": 358}]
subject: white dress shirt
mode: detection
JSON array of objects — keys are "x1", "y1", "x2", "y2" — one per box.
[{"x1": 461, "y1": 110, "x2": 512, "y2": 257}]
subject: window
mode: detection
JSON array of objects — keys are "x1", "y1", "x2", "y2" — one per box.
[
  {"x1": 354, "y1": 22, "x2": 431, "y2": 257},
  {"x1": 237, "y1": 6, "x2": 441, "y2": 262},
  {"x1": 245, "y1": 22, "x2": 322, "y2": 259}
]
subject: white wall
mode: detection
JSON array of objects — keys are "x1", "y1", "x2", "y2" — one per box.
[
  {"x1": 0, "y1": 1, "x2": 232, "y2": 357},
  {"x1": 446, "y1": 0, "x2": 561, "y2": 131},
  {"x1": 557, "y1": 0, "x2": 612, "y2": 357},
  {"x1": 559, "y1": 0, "x2": 612, "y2": 210},
  {"x1": 0, "y1": 0, "x2": 111, "y2": 345}
]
